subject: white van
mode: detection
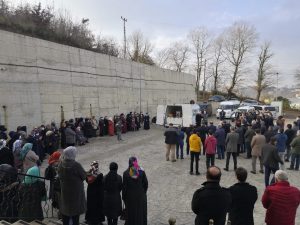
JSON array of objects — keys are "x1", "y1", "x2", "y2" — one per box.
[
  {"x1": 270, "y1": 101, "x2": 283, "y2": 119},
  {"x1": 156, "y1": 104, "x2": 194, "y2": 127},
  {"x1": 261, "y1": 105, "x2": 278, "y2": 119},
  {"x1": 216, "y1": 100, "x2": 240, "y2": 119}
]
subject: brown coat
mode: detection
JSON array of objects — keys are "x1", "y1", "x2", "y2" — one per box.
[{"x1": 251, "y1": 134, "x2": 266, "y2": 157}]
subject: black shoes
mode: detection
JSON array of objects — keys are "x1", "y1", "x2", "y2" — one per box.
[
  {"x1": 259, "y1": 170, "x2": 264, "y2": 174},
  {"x1": 190, "y1": 171, "x2": 194, "y2": 175},
  {"x1": 223, "y1": 168, "x2": 229, "y2": 171},
  {"x1": 250, "y1": 171, "x2": 256, "y2": 174},
  {"x1": 196, "y1": 172, "x2": 200, "y2": 176}
]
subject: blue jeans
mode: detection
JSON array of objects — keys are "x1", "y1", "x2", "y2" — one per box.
[
  {"x1": 217, "y1": 145, "x2": 225, "y2": 159},
  {"x1": 264, "y1": 165, "x2": 278, "y2": 187},
  {"x1": 176, "y1": 142, "x2": 184, "y2": 159},
  {"x1": 290, "y1": 153, "x2": 300, "y2": 170}
]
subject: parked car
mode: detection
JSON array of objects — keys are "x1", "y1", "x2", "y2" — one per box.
[
  {"x1": 240, "y1": 99, "x2": 260, "y2": 106},
  {"x1": 198, "y1": 102, "x2": 213, "y2": 117},
  {"x1": 208, "y1": 95, "x2": 226, "y2": 102}
]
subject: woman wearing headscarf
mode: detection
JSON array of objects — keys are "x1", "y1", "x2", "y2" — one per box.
[
  {"x1": 18, "y1": 166, "x2": 46, "y2": 222},
  {"x1": 0, "y1": 139, "x2": 14, "y2": 166},
  {"x1": 45, "y1": 151, "x2": 61, "y2": 211},
  {"x1": 58, "y1": 146, "x2": 86, "y2": 225},
  {"x1": 108, "y1": 118, "x2": 115, "y2": 136},
  {"x1": 0, "y1": 164, "x2": 19, "y2": 222},
  {"x1": 122, "y1": 157, "x2": 148, "y2": 225},
  {"x1": 20, "y1": 143, "x2": 39, "y2": 173},
  {"x1": 103, "y1": 162, "x2": 122, "y2": 225},
  {"x1": 85, "y1": 161, "x2": 105, "y2": 225}
]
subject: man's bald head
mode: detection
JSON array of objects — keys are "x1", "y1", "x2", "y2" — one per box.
[{"x1": 206, "y1": 166, "x2": 222, "y2": 182}]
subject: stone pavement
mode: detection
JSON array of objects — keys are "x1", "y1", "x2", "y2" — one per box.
[{"x1": 73, "y1": 124, "x2": 300, "y2": 225}]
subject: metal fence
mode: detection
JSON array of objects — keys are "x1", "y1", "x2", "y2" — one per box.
[{"x1": 0, "y1": 169, "x2": 57, "y2": 223}]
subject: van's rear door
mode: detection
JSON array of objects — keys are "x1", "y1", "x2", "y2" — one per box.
[
  {"x1": 156, "y1": 105, "x2": 166, "y2": 125},
  {"x1": 182, "y1": 104, "x2": 193, "y2": 127}
]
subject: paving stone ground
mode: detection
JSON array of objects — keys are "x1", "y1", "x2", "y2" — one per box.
[{"x1": 69, "y1": 120, "x2": 300, "y2": 225}]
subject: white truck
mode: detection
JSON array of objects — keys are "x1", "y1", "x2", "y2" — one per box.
[
  {"x1": 156, "y1": 104, "x2": 198, "y2": 127},
  {"x1": 216, "y1": 100, "x2": 240, "y2": 119}
]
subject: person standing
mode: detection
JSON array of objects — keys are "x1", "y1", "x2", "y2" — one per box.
[
  {"x1": 224, "y1": 127, "x2": 239, "y2": 171},
  {"x1": 192, "y1": 166, "x2": 231, "y2": 225},
  {"x1": 285, "y1": 124, "x2": 296, "y2": 162},
  {"x1": 215, "y1": 125, "x2": 226, "y2": 160},
  {"x1": 250, "y1": 129, "x2": 266, "y2": 174},
  {"x1": 229, "y1": 167, "x2": 258, "y2": 225},
  {"x1": 122, "y1": 157, "x2": 148, "y2": 225},
  {"x1": 244, "y1": 125, "x2": 256, "y2": 159},
  {"x1": 261, "y1": 137, "x2": 283, "y2": 187},
  {"x1": 103, "y1": 162, "x2": 122, "y2": 225},
  {"x1": 275, "y1": 128, "x2": 287, "y2": 170},
  {"x1": 115, "y1": 119, "x2": 123, "y2": 141},
  {"x1": 64, "y1": 123, "x2": 76, "y2": 147},
  {"x1": 85, "y1": 161, "x2": 105, "y2": 225},
  {"x1": 176, "y1": 126, "x2": 185, "y2": 159},
  {"x1": 262, "y1": 170, "x2": 300, "y2": 225},
  {"x1": 205, "y1": 130, "x2": 217, "y2": 169},
  {"x1": 20, "y1": 143, "x2": 39, "y2": 173},
  {"x1": 143, "y1": 113, "x2": 150, "y2": 130},
  {"x1": 185, "y1": 125, "x2": 193, "y2": 156},
  {"x1": 0, "y1": 139, "x2": 14, "y2": 166},
  {"x1": 189, "y1": 130, "x2": 201, "y2": 175},
  {"x1": 164, "y1": 124, "x2": 178, "y2": 162},
  {"x1": 18, "y1": 166, "x2": 46, "y2": 222},
  {"x1": 58, "y1": 147, "x2": 86, "y2": 225},
  {"x1": 288, "y1": 130, "x2": 300, "y2": 171}
]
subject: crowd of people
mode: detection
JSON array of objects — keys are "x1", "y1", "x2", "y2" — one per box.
[
  {"x1": 164, "y1": 114, "x2": 300, "y2": 180},
  {"x1": 0, "y1": 111, "x2": 150, "y2": 225},
  {"x1": 191, "y1": 166, "x2": 300, "y2": 225},
  {"x1": 0, "y1": 108, "x2": 300, "y2": 225}
]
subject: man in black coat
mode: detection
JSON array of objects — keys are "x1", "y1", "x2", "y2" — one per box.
[
  {"x1": 164, "y1": 123, "x2": 179, "y2": 162},
  {"x1": 229, "y1": 167, "x2": 258, "y2": 225},
  {"x1": 192, "y1": 166, "x2": 231, "y2": 225}
]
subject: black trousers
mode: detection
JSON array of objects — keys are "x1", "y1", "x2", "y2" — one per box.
[
  {"x1": 190, "y1": 152, "x2": 200, "y2": 173},
  {"x1": 62, "y1": 214, "x2": 79, "y2": 225},
  {"x1": 206, "y1": 154, "x2": 215, "y2": 169},
  {"x1": 225, "y1": 152, "x2": 237, "y2": 170}
]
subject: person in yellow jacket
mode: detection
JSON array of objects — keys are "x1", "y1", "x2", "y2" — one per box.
[{"x1": 189, "y1": 130, "x2": 202, "y2": 175}]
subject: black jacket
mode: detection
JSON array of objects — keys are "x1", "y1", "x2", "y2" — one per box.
[
  {"x1": 164, "y1": 127, "x2": 178, "y2": 145},
  {"x1": 261, "y1": 143, "x2": 283, "y2": 168},
  {"x1": 229, "y1": 182, "x2": 258, "y2": 225},
  {"x1": 192, "y1": 181, "x2": 231, "y2": 225},
  {"x1": 0, "y1": 147, "x2": 14, "y2": 166}
]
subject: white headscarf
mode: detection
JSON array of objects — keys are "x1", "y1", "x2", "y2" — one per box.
[
  {"x1": 0, "y1": 139, "x2": 6, "y2": 150},
  {"x1": 63, "y1": 146, "x2": 77, "y2": 160}
]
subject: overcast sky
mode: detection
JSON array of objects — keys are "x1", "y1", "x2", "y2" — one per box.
[{"x1": 13, "y1": 0, "x2": 300, "y2": 87}]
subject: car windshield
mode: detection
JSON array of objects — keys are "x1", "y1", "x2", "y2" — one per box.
[
  {"x1": 264, "y1": 106, "x2": 275, "y2": 111},
  {"x1": 220, "y1": 105, "x2": 238, "y2": 110}
]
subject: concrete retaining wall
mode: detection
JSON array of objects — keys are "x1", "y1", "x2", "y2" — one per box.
[{"x1": 0, "y1": 30, "x2": 196, "y2": 131}]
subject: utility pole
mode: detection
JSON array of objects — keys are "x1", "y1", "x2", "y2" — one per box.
[
  {"x1": 121, "y1": 16, "x2": 127, "y2": 59},
  {"x1": 276, "y1": 72, "x2": 279, "y2": 101},
  {"x1": 202, "y1": 59, "x2": 207, "y2": 100}
]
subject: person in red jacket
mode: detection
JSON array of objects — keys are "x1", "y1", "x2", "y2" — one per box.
[
  {"x1": 205, "y1": 130, "x2": 217, "y2": 169},
  {"x1": 262, "y1": 170, "x2": 300, "y2": 225}
]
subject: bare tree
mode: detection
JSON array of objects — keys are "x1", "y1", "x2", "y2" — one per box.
[
  {"x1": 211, "y1": 35, "x2": 225, "y2": 93},
  {"x1": 154, "y1": 48, "x2": 171, "y2": 69},
  {"x1": 127, "y1": 30, "x2": 154, "y2": 65},
  {"x1": 188, "y1": 27, "x2": 211, "y2": 99},
  {"x1": 255, "y1": 42, "x2": 274, "y2": 101},
  {"x1": 168, "y1": 41, "x2": 189, "y2": 72},
  {"x1": 223, "y1": 22, "x2": 258, "y2": 97}
]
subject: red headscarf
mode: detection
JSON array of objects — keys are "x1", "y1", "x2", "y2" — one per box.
[{"x1": 48, "y1": 151, "x2": 61, "y2": 165}]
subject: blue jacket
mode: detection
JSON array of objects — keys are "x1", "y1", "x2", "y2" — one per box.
[
  {"x1": 177, "y1": 131, "x2": 185, "y2": 145},
  {"x1": 215, "y1": 128, "x2": 226, "y2": 146},
  {"x1": 275, "y1": 133, "x2": 287, "y2": 152}
]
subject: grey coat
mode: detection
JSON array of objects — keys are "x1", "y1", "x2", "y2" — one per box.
[
  {"x1": 65, "y1": 127, "x2": 76, "y2": 144},
  {"x1": 225, "y1": 132, "x2": 239, "y2": 153},
  {"x1": 58, "y1": 159, "x2": 86, "y2": 216}
]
